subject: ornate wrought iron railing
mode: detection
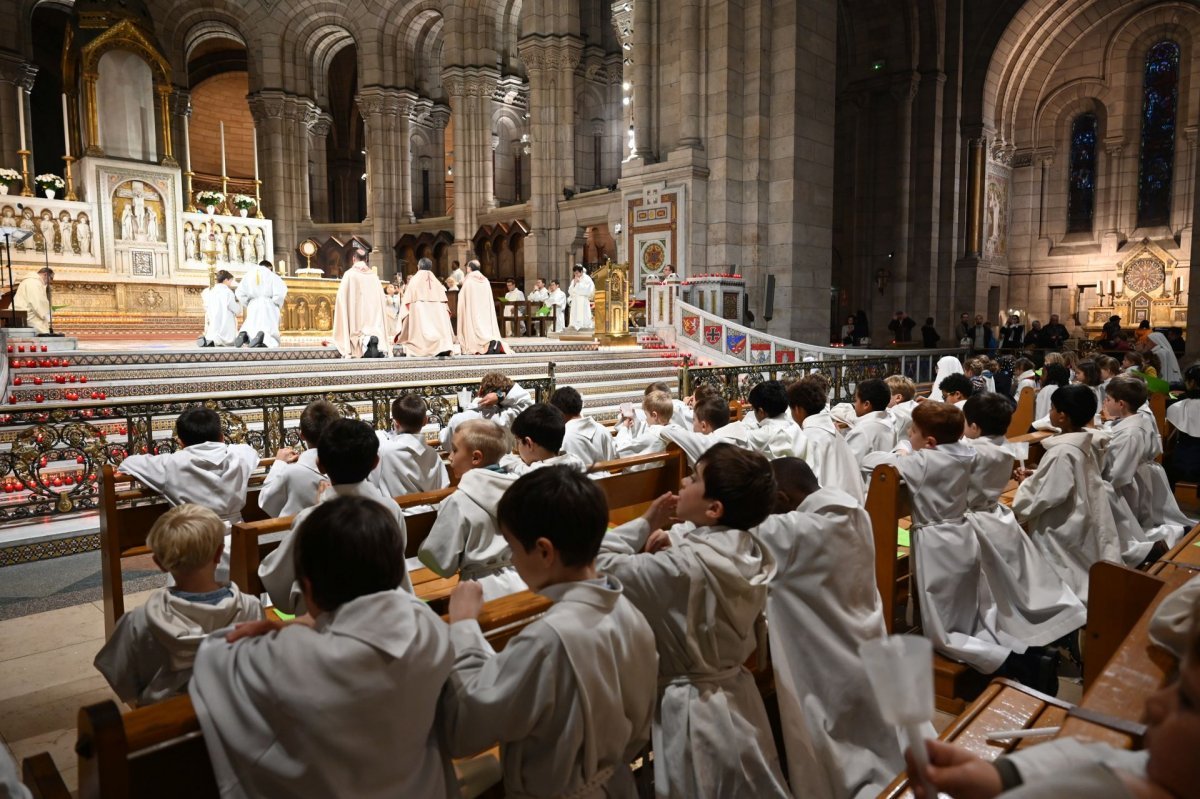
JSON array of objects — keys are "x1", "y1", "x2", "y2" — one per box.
[
  {"x1": 0, "y1": 373, "x2": 555, "y2": 524},
  {"x1": 680, "y1": 358, "x2": 908, "y2": 404}
]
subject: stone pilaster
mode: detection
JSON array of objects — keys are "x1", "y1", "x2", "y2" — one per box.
[
  {"x1": 443, "y1": 67, "x2": 499, "y2": 264},
  {"x1": 631, "y1": 0, "x2": 654, "y2": 160},
  {"x1": 169, "y1": 88, "x2": 191, "y2": 173},
  {"x1": 306, "y1": 110, "x2": 332, "y2": 223},
  {"x1": 0, "y1": 54, "x2": 37, "y2": 172},
  {"x1": 356, "y1": 86, "x2": 418, "y2": 275},
  {"x1": 610, "y1": 3, "x2": 634, "y2": 162},
  {"x1": 247, "y1": 90, "x2": 314, "y2": 264},
  {"x1": 421, "y1": 105, "x2": 450, "y2": 217},
  {"x1": 518, "y1": 35, "x2": 583, "y2": 281},
  {"x1": 676, "y1": 0, "x2": 702, "y2": 150},
  {"x1": 888, "y1": 74, "x2": 919, "y2": 313}
]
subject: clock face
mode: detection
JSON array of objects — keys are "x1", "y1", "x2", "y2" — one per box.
[{"x1": 1123, "y1": 257, "x2": 1165, "y2": 294}]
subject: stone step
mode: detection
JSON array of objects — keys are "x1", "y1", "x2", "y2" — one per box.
[{"x1": 4, "y1": 336, "x2": 79, "y2": 351}]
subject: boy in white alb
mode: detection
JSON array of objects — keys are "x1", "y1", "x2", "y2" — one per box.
[
  {"x1": 499, "y1": 403, "x2": 589, "y2": 476},
  {"x1": 937, "y1": 373, "x2": 973, "y2": 408},
  {"x1": 844, "y1": 378, "x2": 895, "y2": 464},
  {"x1": 885, "y1": 374, "x2": 918, "y2": 445},
  {"x1": 502, "y1": 278, "x2": 526, "y2": 335},
  {"x1": 754, "y1": 458, "x2": 904, "y2": 799},
  {"x1": 788, "y1": 377, "x2": 865, "y2": 502},
  {"x1": 439, "y1": 372, "x2": 535, "y2": 446},
  {"x1": 259, "y1": 418, "x2": 412, "y2": 615},
  {"x1": 614, "y1": 390, "x2": 673, "y2": 458},
  {"x1": 371, "y1": 394, "x2": 450, "y2": 505},
  {"x1": 95, "y1": 504, "x2": 263, "y2": 706},
  {"x1": 198, "y1": 269, "x2": 241, "y2": 347},
  {"x1": 1011, "y1": 385, "x2": 1122, "y2": 604},
  {"x1": 258, "y1": 399, "x2": 339, "y2": 518},
  {"x1": 628, "y1": 381, "x2": 692, "y2": 435},
  {"x1": 191, "y1": 497, "x2": 455, "y2": 799},
  {"x1": 550, "y1": 386, "x2": 617, "y2": 466},
  {"x1": 660, "y1": 396, "x2": 750, "y2": 466},
  {"x1": 441, "y1": 466, "x2": 658, "y2": 798},
  {"x1": 743, "y1": 380, "x2": 803, "y2": 458},
  {"x1": 421, "y1": 420, "x2": 527, "y2": 601},
  {"x1": 546, "y1": 279, "x2": 567, "y2": 330},
  {"x1": 595, "y1": 444, "x2": 791, "y2": 798}
]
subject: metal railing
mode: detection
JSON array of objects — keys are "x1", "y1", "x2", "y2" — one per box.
[{"x1": 680, "y1": 358, "x2": 914, "y2": 404}]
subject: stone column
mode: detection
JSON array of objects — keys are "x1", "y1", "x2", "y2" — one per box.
[
  {"x1": 677, "y1": 0, "x2": 702, "y2": 149},
  {"x1": 425, "y1": 105, "x2": 450, "y2": 217},
  {"x1": 0, "y1": 55, "x2": 36, "y2": 171},
  {"x1": 1181, "y1": 127, "x2": 1198, "y2": 237},
  {"x1": 356, "y1": 87, "x2": 417, "y2": 274},
  {"x1": 248, "y1": 90, "x2": 313, "y2": 263},
  {"x1": 610, "y1": 3, "x2": 634, "y2": 162},
  {"x1": 399, "y1": 111, "x2": 416, "y2": 223},
  {"x1": 964, "y1": 134, "x2": 986, "y2": 258},
  {"x1": 169, "y1": 89, "x2": 192, "y2": 172},
  {"x1": 306, "y1": 110, "x2": 332, "y2": 223},
  {"x1": 1037, "y1": 152, "x2": 1054, "y2": 241},
  {"x1": 631, "y1": 0, "x2": 654, "y2": 160},
  {"x1": 443, "y1": 68, "x2": 499, "y2": 264},
  {"x1": 1102, "y1": 140, "x2": 1123, "y2": 237},
  {"x1": 518, "y1": 36, "x2": 583, "y2": 279},
  {"x1": 890, "y1": 74, "x2": 918, "y2": 310}
]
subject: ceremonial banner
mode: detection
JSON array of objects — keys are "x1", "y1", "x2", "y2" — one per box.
[{"x1": 726, "y1": 333, "x2": 747, "y2": 356}]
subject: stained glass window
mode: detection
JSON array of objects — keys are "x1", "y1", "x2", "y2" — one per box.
[
  {"x1": 1068, "y1": 113, "x2": 1098, "y2": 233},
  {"x1": 1137, "y1": 41, "x2": 1180, "y2": 229}
]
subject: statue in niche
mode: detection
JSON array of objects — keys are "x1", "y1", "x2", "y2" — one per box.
[
  {"x1": 984, "y1": 176, "x2": 1008, "y2": 258},
  {"x1": 240, "y1": 228, "x2": 254, "y2": 263},
  {"x1": 143, "y1": 207, "x2": 158, "y2": 241},
  {"x1": 224, "y1": 228, "x2": 236, "y2": 263},
  {"x1": 57, "y1": 211, "x2": 73, "y2": 255},
  {"x1": 17, "y1": 207, "x2": 34, "y2": 249},
  {"x1": 253, "y1": 229, "x2": 266, "y2": 263},
  {"x1": 295, "y1": 298, "x2": 311, "y2": 329},
  {"x1": 183, "y1": 223, "x2": 198, "y2": 261},
  {"x1": 39, "y1": 211, "x2": 55, "y2": 253},
  {"x1": 120, "y1": 203, "x2": 134, "y2": 240},
  {"x1": 0, "y1": 205, "x2": 16, "y2": 228},
  {"x1": 76, "y1": 213, "x2": 92, "y2": 255},
  {"x1": 315, "y1": 298, "x2": 331, "y2": 330}
]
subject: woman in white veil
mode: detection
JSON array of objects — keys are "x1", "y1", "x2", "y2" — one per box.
[
  {"x1": 927, "y1": 355, "x2": 964, "y2": 401},
  {"x1": 1148, "y1": 331, "x2": 1183, "y2": 383}
]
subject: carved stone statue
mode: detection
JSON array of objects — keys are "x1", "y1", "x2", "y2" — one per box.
[
  {"x1": 120, "y1": 203, "x2": 134, "y2": 240},
  {"x1": 76, "y1": 213, "x2": 92, "y2": 255},
  {"x1": 253, "y1": 229, "x2": 266, "y2": 263},
  {"x1": 184, "y1": 224, "x2": 198, "y2": 261}
]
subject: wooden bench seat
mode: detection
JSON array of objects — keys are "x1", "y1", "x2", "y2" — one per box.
[{"x1": 20, "y1": 752, "x2": 71, "y2": 799}]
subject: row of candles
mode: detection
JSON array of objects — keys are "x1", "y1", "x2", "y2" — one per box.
[{"x1": 1096, "y1": 276, "x2": 1185, "y2": 298}]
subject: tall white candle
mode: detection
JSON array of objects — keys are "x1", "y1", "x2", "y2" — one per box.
[
  {"x1": 60, "y1": 93, "x2": 70, "y2": 157},
  {"x1": 182, "y1": 114, "x2": 191, "y2": 171},
  {"x1": 219, "y1": 121, "x2": 226, "y2": 176},
  {"x1": 253, "y1": 126, "x2": 259, "y2": 181},
  {"x1": 16, "y1": 86, "x2": 25, "y2": 151}
]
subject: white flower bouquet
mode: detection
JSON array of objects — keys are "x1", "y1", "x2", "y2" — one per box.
[
  {"x1": 195, "y1": 190, "x2": 225, "y2": 207},
  {"x1": 34, "y1": 173, "x2": 65, "y2": 190},
  {"x1": 0, "y1": 168, "x2": 20, "y2": 186},
  {"x1": 231, "y1": 194, "x2": 255, "y2": 210}
]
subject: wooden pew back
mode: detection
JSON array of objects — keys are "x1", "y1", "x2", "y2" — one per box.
[
  {"x1": 1007, "y1": 386, "x2": 1035, "y2": 437},
  {"x1": 864, "y1": 464, "x2": 911, "y2": 635},
  {"x1": 21, "y1": 753, "x2": 71, "y2": 799}
]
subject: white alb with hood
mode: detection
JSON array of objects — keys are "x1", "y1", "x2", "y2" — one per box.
[
  {"x1": 1105, "y1": 410, "x2": 1195, "y2": 549},
  {"x1": 94, "y1": 585, "x2": 263, "y2": 706},
  {"x1": 658, "y1": 422, "x2": 750, "y2": 467},
  {"x1": 561, "y1": 415, "x2": 618, "y2": 465},
  {"x1": 258, "y1": 447, "x2": 324, "y2": 518},
  {"x1": 234, "y1": 262, "x2": 287, "y2": 348},
  {"x1": 439, "y1": 383, "x2": 535, "y2": 446},
  {"x1": 927, "y1": 356, "x2": 964, "y2": 402},
  {"x1": 743, "y1": 413, "x2": 804, "y2": 459},
  {"x1": 799, "y1": 412, "x2": 866, "y2": 503},
  {"x1": 201, "y1": 281, "x2": 241, "y2": 346},
  {"x1": 371, "y1": 430, "x2": 450, "y2": 506}
]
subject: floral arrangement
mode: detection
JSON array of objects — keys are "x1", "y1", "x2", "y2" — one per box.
[
  {"x1": 0, "y1": 168, "x2": 19, "y2": 186},
  {"x1": 34, "y1": 173, "x2": 65, "y2": 191},
  {"x1": 195, "y1": 190, "x2": 225, "y2": 207},
  {"x1": 231, "y1": 194, "x2": 255, "y2": 210}
]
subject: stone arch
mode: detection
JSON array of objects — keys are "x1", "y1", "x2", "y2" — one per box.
[
  {"x1": 150, "y1": 0, "x2": 255, "y2": 80},
  {"x1": 183, "y1": 20, "x2": 246, "y2": 62},
  {"x1": 277, "y1": 10, "x2": 361, "y2": 98},
  {"x1": 492, "y1": 109, "x2": 524, "y2": 204},
  {"x1": 1034, "y1": 80, "x2": 1112, "y2": 151},
  {"x1": 573, "y1": 81, "x2": 606, "y2": 189}
]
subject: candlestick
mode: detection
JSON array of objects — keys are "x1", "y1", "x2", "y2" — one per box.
[
  {"x1": 17, "y1": 149, "x2": 32, "y2": 197},
  {"x1": 252, "y1": 126, "x2": 259, "y2": 181},
  {"x1": 253, "y1": 178, "x2": 264, "y2": 219},
  {"x1": 184, "y1": 170, "x2": 197, "y2": 212},
  {"x1": 60, "y1": 94, "x2": 70, "y2": 157},
  {"x1": 1109, "y1": 280, "x2": 1115, "y2": 297},
  {"x1": 219, "y1": 120, "x2": 226, "y2": 177},
  {"x1": 16, "y1": 86, "x2": 25, "y2": 151},
  {"x1": 182, "y1": 113, "x2": 191, "y2": 172},
  {"x1": 61, "y1": 155, "x2": 77, "y2": 201}
]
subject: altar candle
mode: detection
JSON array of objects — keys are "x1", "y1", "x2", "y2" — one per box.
[
  {"x1": 253, "y1": 126, "x2": 259, "y2": 181},
  {"x1": 219, "y1": 121, "x2": 226, "y2": 177},
  {"x1": 182, "y1": 113, "x2": 191, "y2": 171},
  {"x1": 1176, "y1": 276, "x2": 1182, "y2": 294},
  {"x1": 1110, "y1": 280, "x2": 1115, "y2": 297},
  {"x1": 277, "y1": 259, "x2": 285, "y2": 275},
  {"x1": 60, "y1": 94, "x2": 70, "y2": 157},
  {"x1": 16, "y1": 86, "x2": 25, "y2": 151},
  {"x1": 1096, "y1": 280, "x2": 1102, "y2": 296}
]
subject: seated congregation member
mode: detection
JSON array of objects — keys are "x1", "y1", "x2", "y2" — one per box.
[
  {"x1": 500, "y1": 403, "x2": 588, "y2": 475},
  {"x1": 906, "y1": 597, "x2": 1200, "y2": 799},
  {"x1": 661, "y1": 395, "x2": 750, "y2": 466},
  {"x1": 439, "y1": 371, "x2": 535, "y2": 446},
  {"x1": 862, "y1": 402, "x2": 1011, "y2": 675},
  {"x1": 961, "y1": 393, "x2": 1086, "y2": 680},
  {"x1": 595, "y1": 444, "x2": 791, "y2": 798},
  {"x1": 260, "y1": 418, "x2": 411, "y2": 614},
  {"x1": 788, "y1": 377, "x2": 865, "y2": 502},
  {"x1": 1011, "y1": 385, "x2": 1121, "y2": 604},
  {"x1": 421, "y1": 420, "x2": 526, "y2": 601},
  {"x1": 938, "y1": 373, "x2": 974, "y2": 407},
  {"x1": 1166, "y1": 364, "x2": 1200, "y2": 485},
  {"x1": 1034, "y1": 363, "x2": 1070, "y2": 420},
  {"x1": 550, "y1": 386, "x2": 617, "y2": 466},
  {"x1": 744, "y1": 380, "x2": 803, "y2": 458},
  {"x1": 258, "y1": 399, "x2": 339, "y2": 518},
  {"x1": 95, "y1": 504, "x2": 263, "y2": 706},
  {"x1": 844, "y1": 377, "x2": 895, "y2": 463},
  {"x1": 1095, "y1": 354, "x2": 1121, "y2": 405},
  {"x1": 614, "y1": 389, "x2": 673, "y2": 458},
  {"x1": 190, "y1": 497, "x2": 455, "y2": 799},
  {"x1": 1104, "y1": 375, "x2": 1194, "y2": 550},
  {"x1": 754, "y1": 458, "x2": 904, "y2": 799},
  {"x1": 886, "y1": 374, "x2": 918, "y2": 445},
  {"x1": 441, "y1": 467, "x2": 658, "y2": 798},
  {"x1": 371, "y1": 394, "x2": 450, "y2": 502},
  {"x1": 927, "y1": 355, "x2": 964, "y2": 402}
]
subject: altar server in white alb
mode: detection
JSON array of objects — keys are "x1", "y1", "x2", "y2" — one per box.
[
  {"x1": 332, "y1": 248, "x2": 389, "y2": 358},
  {"x1": 190, "y1": 497, "x2": 455, "y2": 799},
  {"x1": 526, "y1": 277, "x2": 549, "y2": 310},
  {"x1": 660, "y1": 394, "x2": 750, "y2": 467},
  {"x1": 441, "y1": 466, "x2": 658, "y2": 799},
  {"x1": 502, "y1": 278, "x2": 526, "y2": 335},
  {"x1": 843, "y1": 378, "x2": 896, "y2": 464},
  {"x1": 14, "y1": 266, "x2": 52, "y2": 334},
  {"x1": 754, "y1": 458, "x2": 904, "y2": 799},
  {"x1": 549, "y1": 386, "x2": 617, "y2": 466},
  {"x1": 742, "y1": 381, "x2": 803, "y2": 459},
  {"x1": 789, "y1": 377, "x2": 866, "y2": 503},
  {"x1": 862, "y1": 401, "x2": 1011, "y2": 675},
  {"x1": 595, "y1": 444, "x2": 791, "y2": 798},
  {"x1": 497, "y1": 404, "x2": 590, "y2": 477},
  {"x1": 234, "y1": 260, "x2": 287, "y2": 348},
  {"x1": 614, "y1": 390, "x2": 673, "y2": 459},
  {"x1": 371, "y1": 394, "x2": 449, "y2": 503},
  {"x1": 546, "y1": 278, "x2": 567, "y2": 330},
  {"x1": 257, "y1": 399, "x2": 340, "y2": 518},
  {"x1": 567, "y1": 264, "x2": 595, "y2": 330},
  {"x1": 198, "y1": 270, "x2": 242, "y2": 347},
  {"x1": 1010, "y1": 385, "x2": 1122, "y2": 605},
  {"x1": 259, "y1": 418, "x2": 412, "y2": 616},
  {"x1": 961, "y1": 393, "x2": 1086, "y2": 660},
  {"x1": 439, "y1": 372, "x2": 535, "y2": 446}
]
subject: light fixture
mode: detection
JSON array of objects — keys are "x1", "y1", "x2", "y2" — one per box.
[
  {"x1": 622, "y1": 97, "x2": 630, "y2": 106},
  {"x1": 447, "y1": 166, "x2": 453, "y2": 176},
  {"x1": 622, "y1": 81, "x2": 631, "y2": 91}
]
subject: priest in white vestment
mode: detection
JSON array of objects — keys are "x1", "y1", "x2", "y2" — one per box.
[
  {"x1": 332, "y1": 248, "x2": 389, "y2": 358},
  {"x1": 14, "y1": 267, "x2": 52, "y2": 334},
  {"x1": 198, "y1": 270, "x2": 242, "y2": 347},
  {"x1": 399, "y1": 258, "x2": 456, "y2": 357},
  {"x1": 502, "y1": 278, "x2": 526, "y2": 335},
  {"x1": 457, "y1": 260, "x2": 504, "y2": 355},
  {"x1": 567, "y1": 265, "x2": 595, "y2": 330},
  {"x1": 234, "y1": 260, "x2": 287, "y2": 348},
  {"x1": 546, "y1": 279, "x2": 567, "y2": 331}
]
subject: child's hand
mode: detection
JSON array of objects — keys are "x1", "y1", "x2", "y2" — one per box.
[
  {"x1": 274, "y1": 447, "x2": 299, "y2": 463},
  {"x1": 226, "y1": 618, "x2": 289, "y2": 642},
  {"x1": 621, "y1": 416, "x2": 634, "y2": 429},
  {"x1": 1013, "y1": 466, "x2": 1034, "y2": 483},
  {"x1": 315, "y1": 479, "x2": 331, "y2": 500},
  {"x1": 904, "y1": 739, "x2": 1003, "y2": 799},
  {"x1": 643, "y1": 492, "x2": 678, "y2": 531},
  {"x1": 449, "y1": 580, "x2": 485, "y2": 622},
  {"x1": 645, "y1": 529, "x2": 673, "y2": 554},
  {"x1": 477, "y1": 392, "x2": 499, "y2": 407}
]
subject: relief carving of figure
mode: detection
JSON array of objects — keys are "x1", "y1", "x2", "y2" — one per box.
[
  {"x1": 39, "y1": 212, "x2": 55, "y2": 253},
  {"x1": 0, "y1": 205, "x2": 16, "y2": 228},
  {"x1": 253, "y1": 229, "x2": 266, "y2": 263},
  {"x1": 17, "y1": 208, "x2": 34, "y2": 250},
  {"x1": 240, "y1": 228, "x2": 254, "y2": 263},
  {"x1": 58, "y1": 212, "x2": 73, "y2": 255},
  {"x1": 143, "y1": 207, "x2": 159, "y2": 242},
  {"x1": 76, "y1": 213, "x2": 92, "y2": 255},
  {"x1": 120, "y1": 203, "x2": 134, "y2": 240},
  {"x1": 184, "y1": 223, "x2": 198, "y2": 261}
]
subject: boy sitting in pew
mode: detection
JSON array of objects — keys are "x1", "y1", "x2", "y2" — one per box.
[
  {"x1": 439, "y1": 371, "x2": 535, "y2": 446},
  {"x1": 259, "y1": 399, "x2": 339, "y2": 518},
  {"x1": 595, "y1": 443, "x2": 791, "y2": 798},
  {"x1": 753, "y1": 457, "x2": 904, "y2": 799},
  {"x1": 744, "y1": 380, "x2": 803, "y2": 458},
  {"x1": 844, "y1": 377, "x2": 896, "y2": 463},
  {"x1": 550, "y1": 386, "x2": 617, "y2": 466},
  {"x1": 886, "y1": 374, "x2": 918, "y2": 445},
  {"x1": 190, "y1": 496, "x2": 455, "y2": 799},
  {"x1": 660, "y1": 395, "x2": 749, "y2": 466},
  {"x1": 628, "y1": 381, "x2": 692, "y2": 436},
  {"x1": 441, "y1": 466, "x2": 658, "y2": 798},
  {"x1": 94, "y1": 504, "x2": 263, "y2": 707},
  {"x1": 937, "y1": 373, "x2": 974, "y2": 408},
  {"x1": 907, "y1": 596, "x2": 1200, "y2": 799},
  {"x1": 421, "y1": 420, "x2": 526, "y2": 601},
  {"x1": 260, "y1": 418, "x2": 411, "y2": 614},
  {"x1": 501, "y1": 403, "x2": 588, "y2": 475},
  {"x1": 372, "y1": 394, "x2": 450, "y2": 504},
  {"x1": 613, "y1": 389, "x2": 673, "y2": 458},
  {"x1": 788, "y1": 377, "x2": 865, "y2": 502}
]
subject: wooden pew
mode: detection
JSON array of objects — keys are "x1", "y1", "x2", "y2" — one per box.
[
  {"x1": 1007, "y1": 386, "x2": 1036, "y2": 437},
  {"x1": 99, "y1": 463, "x2": 272, "y2": 637},
  {"x1": 21, "y1": 752, "x2": 71, "y2": 799},
  {"x1": 1082, "y1": 562, "x2": 1170, "y2": 689}
]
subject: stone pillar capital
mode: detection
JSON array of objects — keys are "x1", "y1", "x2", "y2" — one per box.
[
  {"x1": 441, "y1": 67, "x2": 501, "y2": 98},
  {"x1": 610, "y1": 1, "x2": 633, "y2": 50},
  {"x1": 426, "y1": 104, "x2": 451, "y2": 129},
  {"x1": 890, "y1": 72, "x2": 920, "y2": 104},
  {"x1": 169, "y1": 87, "x2": 191, "y2": 117},
  {"x1": 517, "y1": 35, "x2": 584, "y2": 73},
  {"x1": 355, "y1": 86, "x2": 416, "y2": 118},
  {"x1": 247, "y1": 90, "x2": 314, "y2": 124},
  {"x1": 307, "y1": 109, "x2": 333, "y2": 137},
  {"x1": 0, "y1": 53, "x2": 37, "y2": 91}
]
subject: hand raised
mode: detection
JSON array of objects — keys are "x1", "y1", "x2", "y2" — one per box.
[{"x1": 449, "y1": 580, "x2": 485, "y2": 623}]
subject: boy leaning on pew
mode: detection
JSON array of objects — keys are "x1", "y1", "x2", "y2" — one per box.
[
  {"x1": 439, "y1": 371, "x2": 535, "y2": 446},
  {"x1": 788, "y1": 377, "x2": 865, "y2": 502},
  {"x1": 550, "y1": 385, "x2": 617, "y2": 466},
  {"x1": 501, "y1": 403, "x2": 589, "y2": 475},
  {"x1": 420, "y1": 419, "x2": 527, "y2": 601},
  {"x1": 190, "y1": 496, "x2": 455, "y2": 799},
  {"x1": 95, "y1": 504, "x2": 264, "y2": 707},
  {"x1": 259, "y1": 418, "x2": 412, "y2": 615},
  {"x1": 613, "y1": 389, "x2": 673, "y2": 458},
  {"x1": 753, "y1": 457, "x2": 905, "y2": 799},
  {"x1": 440, "y1": 466, "x2": 658, "y2": 799},
  {"x1": 258, "y1": 399, "x2": 339, "y2": 518},
  {"x1": 886, "y1": 374, "x2": 918, "y2": 444},
  {"x1": 594, "y1": 443, "x2": 792, "y2": 798},
  {"x1": 743, "y1": 379, "x2": 802, "y2": 458},
  {"x1": 372, "y1": 393, "x2": 450, "y2": 502},
  {"x1": 660, "y1": 395, "x2": 749, "y2": 466},
  {"x1": 844, "y1": 377, "x2": 895, "y2": 463}
]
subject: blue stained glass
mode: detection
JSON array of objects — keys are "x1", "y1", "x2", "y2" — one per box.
[
  {"x1": 1137, "y1": 41, "x2": 1180, "y2": 228},
  {"x1": 1068, "y1": 113, "x2": 1097, "y2": 233}
]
